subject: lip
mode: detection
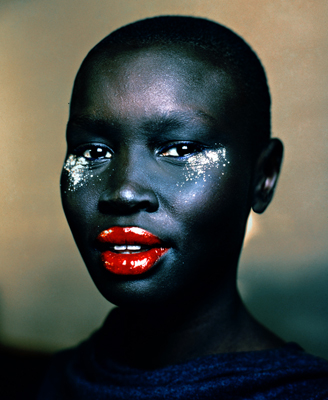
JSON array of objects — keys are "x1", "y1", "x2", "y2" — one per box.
[{"x1": 96, "y1": 227, "x2": 169, "y2": 275}]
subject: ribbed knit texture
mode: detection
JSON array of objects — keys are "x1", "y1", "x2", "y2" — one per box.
[{"x1": 39, "y1": 315, "x2": 328, "y2": 399}]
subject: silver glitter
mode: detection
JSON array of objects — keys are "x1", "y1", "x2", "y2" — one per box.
[
  {"x1": 180, "y1": 148, "x2": 228, "y2": 186},
  {"x1": 63, "y1": 154, "x2": 90, "y2": 191}
]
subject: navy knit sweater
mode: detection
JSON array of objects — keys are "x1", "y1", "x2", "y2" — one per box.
[{"x1": 39, "y1": 316, "x2": 328, "y2": 399}]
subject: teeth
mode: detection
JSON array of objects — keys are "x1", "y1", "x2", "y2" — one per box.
[
  {"x1": 114, "y1": 245, "x2": 127, "y2": 251},
  {"x1": 127, "y1": 245, "x2": 141, "y2": 251},
  {"x1": 113, "y1": 245, "x2": 142, "y2": 251}
]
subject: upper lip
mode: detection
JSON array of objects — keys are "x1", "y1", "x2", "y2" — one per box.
[{"x1": 96, "y1": 226, "x2": 167, "y2": 247}]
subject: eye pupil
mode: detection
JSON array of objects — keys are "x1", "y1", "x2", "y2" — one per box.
[{"x1": 177, "y1": 144, "x2": 195, "y2": 156}]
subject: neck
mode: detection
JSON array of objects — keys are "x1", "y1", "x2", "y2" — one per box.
[{"x1": 100, "y1": 284, "x2": 284, "y2": 369}]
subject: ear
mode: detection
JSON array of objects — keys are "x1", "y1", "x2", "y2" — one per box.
[{"x1": 252, "y1": 138, "x2": 283, "y2": 214}]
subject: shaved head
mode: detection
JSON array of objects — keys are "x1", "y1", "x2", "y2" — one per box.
[{"x1": 73, "y1": 16, "x2": 271, "y2": 153}]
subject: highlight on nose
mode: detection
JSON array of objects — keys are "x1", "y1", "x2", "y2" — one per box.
[{"x1": 98, "y1": 183, "x2": 159, "y2": 214}]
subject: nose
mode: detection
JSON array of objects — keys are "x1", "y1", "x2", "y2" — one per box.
[{"x1": 98, "y1": 168, "x2": 159, "y2": 215}]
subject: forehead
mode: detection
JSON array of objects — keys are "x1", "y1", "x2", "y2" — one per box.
[{"x1": 71, "y1": 46, "x2": 242, "y2": 129}]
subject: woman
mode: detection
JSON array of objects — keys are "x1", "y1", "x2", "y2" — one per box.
[{"x1": 39, "y1": 16, "x2": 328, "y2": 399}]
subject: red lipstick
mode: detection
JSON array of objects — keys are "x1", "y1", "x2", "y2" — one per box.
[{"x1": 97, "y1": 227, "x2": 169, "y2": 275}]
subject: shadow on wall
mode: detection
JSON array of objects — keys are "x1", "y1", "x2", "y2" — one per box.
[{"x1": 239, "y1": 260, "x2": 328, "y2": 360}]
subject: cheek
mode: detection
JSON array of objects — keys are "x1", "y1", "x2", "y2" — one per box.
[
  {"x1": 60, "y1": 158, "x2": 103, "y2": 230},
  {"x1": 168, "y1": 150, "x2": 251, "y2": 242},
  {"x1": 61, "y1": 153, "x2": 108, "y2": 200},
  {"x1": 175, "y1": 148, "x2": 229, "y2": 188},
  {"x1": 62, "y1": 154, "x2": 91, "y2": 191},
  {"x1": 171, "y1": 148, "x2": 229, "y2": 207}
]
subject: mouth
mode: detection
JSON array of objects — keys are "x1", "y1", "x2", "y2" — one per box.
[{"x1": 96, "y1": 227, "x2": 169, "y2": 275}]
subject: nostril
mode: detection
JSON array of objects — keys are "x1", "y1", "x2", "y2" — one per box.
[{"x1": 98, "y1": 183, "x2": 159, "y2": 214}]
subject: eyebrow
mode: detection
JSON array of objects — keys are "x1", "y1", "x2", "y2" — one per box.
[
  {"x1": 67, "y1": 110, "x2": 217, "y2": 135},
  {"x1": 67, "y1": 116, "x2": 115, "y2": 131},
  {"x1": 140, "y1": 110, "x2": 217, "y2": 135}
]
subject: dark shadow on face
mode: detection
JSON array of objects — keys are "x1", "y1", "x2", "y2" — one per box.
[{"x1": 60, "y1": 45, "x2": 272, "y2": 310}]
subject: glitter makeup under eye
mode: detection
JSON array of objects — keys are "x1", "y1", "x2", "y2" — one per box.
[
  {"x1": 179, "y1": 148, "x2": 229, "y2": 187},
  {"x1": 63, "y1": 154, "x2": 90, "y2": 191}
]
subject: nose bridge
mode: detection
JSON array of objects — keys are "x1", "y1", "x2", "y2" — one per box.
[
  {"x1": 115, "y1": 144, "x2": 148, "y2": 188},
  {"x1": 99, "y1": 144, "x2": 158, "y2": 213}
]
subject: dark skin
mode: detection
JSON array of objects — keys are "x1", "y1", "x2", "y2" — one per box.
[{"x1": 61, "y1": 45, "x2": 284, "y2": 369}]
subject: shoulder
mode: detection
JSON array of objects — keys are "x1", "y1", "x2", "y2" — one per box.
[
  {"x1": 38, "y1": 340, "x2": 328, "y2": 400},
  {"x1": 200, "y1": 343, "x2": 328, "y2": 398}
]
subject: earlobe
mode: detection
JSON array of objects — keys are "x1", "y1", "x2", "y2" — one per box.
[{"x1": 252, "y1": 138, "x2": 283, "y2": 214}]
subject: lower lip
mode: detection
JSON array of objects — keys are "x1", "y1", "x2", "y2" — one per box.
[{"x1": 100, "y1": 248, "x2": 169, "y2": 275}]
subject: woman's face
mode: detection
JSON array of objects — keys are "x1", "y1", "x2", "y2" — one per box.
[{"x1": 61, "y1": 47, "x2": 255, "y2": 308}]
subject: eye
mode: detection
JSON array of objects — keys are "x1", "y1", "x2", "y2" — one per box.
[
  {"x1": 159, "y1": 143, "x2": 204, "y2": 158},
  {"x1": 80, "y1": 145, "x2": 112, "y2": 161}
]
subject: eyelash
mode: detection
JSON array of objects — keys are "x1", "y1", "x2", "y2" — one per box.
[{"x1": 72, "y1": 141, "x2": 206, "y2": 164}]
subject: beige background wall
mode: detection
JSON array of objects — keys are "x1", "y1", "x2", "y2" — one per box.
[{"x1": 0, "y1": 0, "x2": 327, "y2": 357}]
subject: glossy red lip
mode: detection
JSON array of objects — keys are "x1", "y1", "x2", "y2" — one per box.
[{"x1": 96, "y1": 227, "x2": 169, "y2": 275}]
